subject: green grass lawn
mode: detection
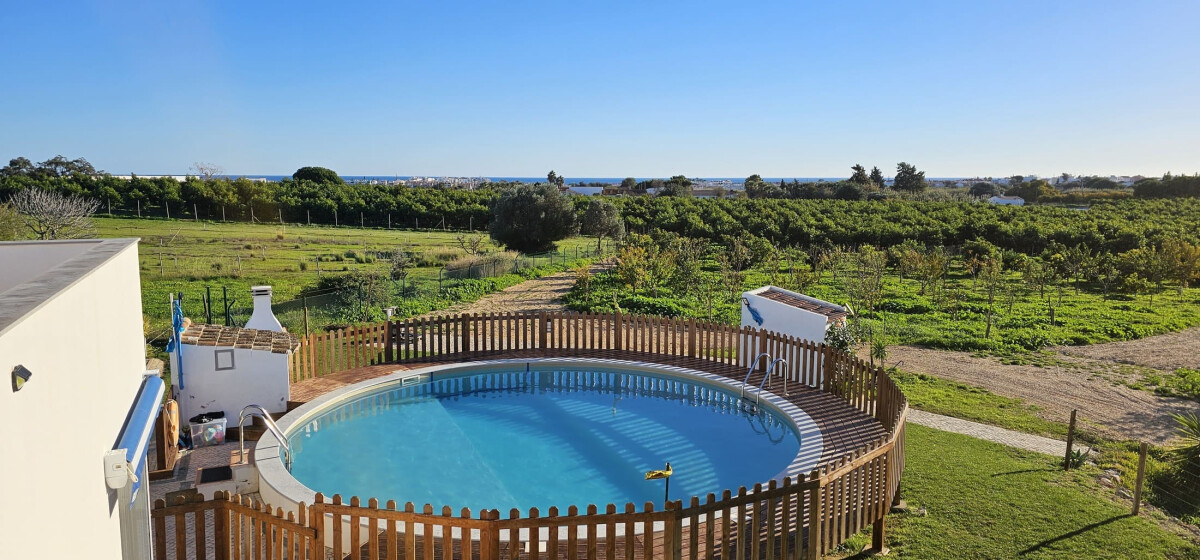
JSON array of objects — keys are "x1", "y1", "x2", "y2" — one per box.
[
  {"x1": 94, "y1": 216, "x2": 606, "y2": 338},
  {"x1": 836, "y1": 424, "x2": 1198, "y2": 559}
]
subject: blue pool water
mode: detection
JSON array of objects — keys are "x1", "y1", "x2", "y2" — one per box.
[{"x1": 286, "y1": 366, "x2": 801, "y2": 511}]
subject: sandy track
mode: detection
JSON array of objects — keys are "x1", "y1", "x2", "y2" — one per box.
[
  {"x1": 1057, "y1": 327, "x2": 1200, "y2": 372},
  {"x1": 887, "y1": 345, "x2": 1199, "y2": 444},
  {"x1": 418, "y1": 263, "x2": 608, "y2": 318}
]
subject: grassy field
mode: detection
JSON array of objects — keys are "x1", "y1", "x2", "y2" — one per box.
[
  {"x1": 835, "y1": 425, "x2": 1198, "y2": 559},
  {"x1": 94, "y1": 217, "x2": 606, "y2": 341}
]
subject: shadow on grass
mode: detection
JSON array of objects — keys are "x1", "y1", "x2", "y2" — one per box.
[
  {"x1": 990, "y1": 468, "x2": 1060, "y2": 477},
  {"x1": 1019, "y1": 515, "x2": 1128, "y2": 556}
]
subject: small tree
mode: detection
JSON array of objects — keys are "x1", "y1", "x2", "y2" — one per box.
[
  {"x1": 389, "y1": 248, "x2": 412, "y2": 292},
  {"x1": 849, "y1": 164, "x2": 870, "y2": 185},
  {"x1": 888, "y1": 239, "x2": 922, "y2": 283},
  {"x1": 893, "y1": 162, "x2": 927, "y2": 193},
  {"x1": 869, "y1": 166, "x2": 885, "y2": 189},
  {"x1": 455, "y1": 233, "x2": 487, "y2": 256},
  {"x1": 615, "y1": 241, "x2": 650, "y2": 292},
  {"x1": 969, "y1": 182, "x2": 999, "y2": 198},
  {"x1": 488, "y1": 183, "x2": 579, "y2": 253},
  {"x1": 574, "y1": 265, "x2": 593, "y2": 301},
  {"x1": 1163, "y1": 238, "x2": 1200, "y2": 299},
  {"x1": 292, "y1": 166, "x2": 343, "y2": 184},
  {"x1": 190, "y1": 162, "x2": 223, "y2": 180},
  {"x1": 580, "y1": 199, "x2": 625, "y2": 252},
  {"x1": 658, "y1": 175, "x2": 693, "y2": 197},
  {"x1": 846, "y1": 246, "x2": 887, "y2": 317},
  {"x1": 980, "y1": 257, "x2": 1003, "y2": 338},
  {"x1": 9, "y1": 188, "x2": 101, "y2": 239}
]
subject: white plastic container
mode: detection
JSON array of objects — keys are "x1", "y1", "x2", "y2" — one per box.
[{"x1": 189, "y1": 417, "x2": 227, "y2": 447}]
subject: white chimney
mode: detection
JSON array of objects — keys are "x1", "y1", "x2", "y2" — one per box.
[{"x1": 245, "y1": 286, "x2": 283, "y2": 332}]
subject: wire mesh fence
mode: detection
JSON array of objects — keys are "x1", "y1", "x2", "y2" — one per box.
[
  {"x1": 167, "y1": 243, "x2": 612, "y2": 336},
  {"x1": 1141, "y1": 451, "x2": 1200, "y2": 523}
]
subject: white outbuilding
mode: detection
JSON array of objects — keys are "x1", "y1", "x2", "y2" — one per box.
[
  {"x1": 740, "y1": 286, "x2": 848, "y2": 344},
  {"x1": 168, "y1": 286, "x2": 300, "y2": 424}
]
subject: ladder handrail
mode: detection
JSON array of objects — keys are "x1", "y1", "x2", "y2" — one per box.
[
  {"x1": 238, "y1": 404, "x2": 292, "y2": 471},
  {"x1": 740, "y1": 352, "x2": 772, "y2": 400},
  {"x1": 756, "y1": 358, "x2": 791, "y2": 405}
]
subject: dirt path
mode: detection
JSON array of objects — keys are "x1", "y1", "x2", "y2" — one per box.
[
  {"x1": 418, "y1": 263, "x2": 607, "y2": 318},
  {"x1": 886, "y1": 345, "x2": 1199, "y2": 444},
  {"x1": 1056, "y1": 327, "x2": 1200, "y2": 372}
]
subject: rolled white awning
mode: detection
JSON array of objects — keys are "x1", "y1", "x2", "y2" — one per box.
[{"x1": 104, "y1": 373, "x2": 165, "y2": 502}]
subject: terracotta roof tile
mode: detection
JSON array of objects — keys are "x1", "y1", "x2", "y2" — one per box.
[
  {"x1": 180, "y1": 323, "x2": 300, "y2": 354},
  {"x1": 759, "y1": 289, "x2": 848, "y2": 322}
]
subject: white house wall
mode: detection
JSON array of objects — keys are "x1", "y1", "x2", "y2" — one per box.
[
  {"x1": 171, "y1": 345, "x2": 291, "y2": 423},
  {"x1": 0, "y1": 241, "x2": 145, "y2": 560},
  {"x1": 741, "y1": 292, "x2": 830, "y2": 345}
]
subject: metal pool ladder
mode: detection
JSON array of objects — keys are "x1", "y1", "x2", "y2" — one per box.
[
  {"x1": 755, "y1": 358, "x2": 790, "y2": 404},
  {"x1": 740, "y1": 353, "x2": 772, "y2": 401},
  {"x1": 238, "y1": 404, "x2": 292, "y2": 472}
]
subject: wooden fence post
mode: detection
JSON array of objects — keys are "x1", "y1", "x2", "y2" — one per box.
[
  {"x1": 614, "y1": 312, "x2": 623, "y2": 351},
  {"x1": 461, "y1": 314, "x2": 472, "y2": 357},
  {"x1": 687, "y1": 317, "x2": 697, "y2": 358},
  {"x1": 539, "y1": 312, "x2": 548, "y2": 351},
  {"x1": 871, "y1": 450, "x2": 892, "y2": 554},
  {"x1": 1064, "y1": 409, "x2": 1078, "y2": 470},
  {"x1": 1132, "y1": 442, "x2": 1148, "y2": 515},
  {"x1": 806, "y1": 472, "x2": 823, "y2": 560},
  {"x1": 214, "y1": 493, "x2": 229, "y2": 560},
  {"x1": 310, "y1": 493, "x2": 327, "y2": 559},
  {"x1": 666, "y1": 500, "x2": 683, "y2": 560},
  {"x1": 821, "y1": 345, "x2": 833, "y2": 394},
  {"x1": 383, "y1": 320, "x2": 394, "y2": 363}
]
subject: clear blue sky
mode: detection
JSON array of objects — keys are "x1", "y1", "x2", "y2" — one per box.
[{"x1": 2, "y1": 1, "x2": 1198, "y2": 178}]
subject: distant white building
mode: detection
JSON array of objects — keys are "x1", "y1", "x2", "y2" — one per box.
[{"x1": 988, "y1": 195, "x2": 1025, "y2": 206}]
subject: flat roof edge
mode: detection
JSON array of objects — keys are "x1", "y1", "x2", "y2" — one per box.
[{"x1": 0, "y1": 238, "x2": 141, "y2": 337}]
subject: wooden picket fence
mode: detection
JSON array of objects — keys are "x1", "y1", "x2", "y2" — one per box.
[{"x1": 154, "y1": 312, "x2": 907, "y2": 560}]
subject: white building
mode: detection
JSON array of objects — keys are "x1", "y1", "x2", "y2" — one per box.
[
  {"x1": 0, "y1": 238, "x2": 154, "y2": 560},
  {"x1": 988, "y1": 195, "x2": 1025, "y2": 206},
  {"x1": 169, "y1": 287, "x2": 299, "y2": 424},
  {"x1": 741, "y1": 286, "x2": 847, "y2": 345}
]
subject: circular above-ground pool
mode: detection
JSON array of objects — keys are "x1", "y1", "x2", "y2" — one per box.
[{"x1": 259, "y1": 359, "x2": 823, "y2": 512}]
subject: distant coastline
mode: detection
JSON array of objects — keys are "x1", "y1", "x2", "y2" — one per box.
[{"x1": 201, "y1": 175, "x2": 970, "y2": 184}]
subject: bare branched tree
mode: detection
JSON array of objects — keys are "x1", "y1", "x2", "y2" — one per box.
[
  {"x1": 9, "y1": 189, "x2": 101, "y2": 240},
  {"x1": 455, "y1": 233, "x2": 487, "y2": 256},
  {"x1": 190, "y1": 162, "x2": 223, "y2": 180}
]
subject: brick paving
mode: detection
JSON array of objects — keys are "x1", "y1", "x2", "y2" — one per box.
[{"x1": 906, "y1": 408, "x2": 1078, "y2": 456}]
